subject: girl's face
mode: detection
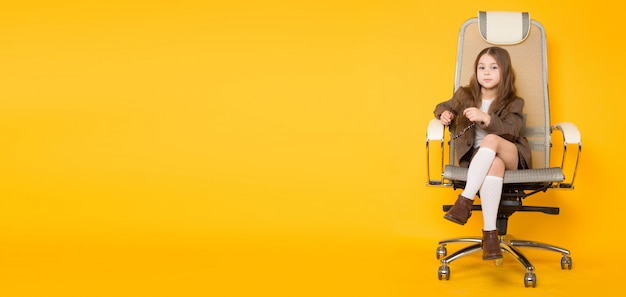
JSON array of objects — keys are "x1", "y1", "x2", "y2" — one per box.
[{"x1": 476, "y1": 54, "x2": 501, "y2": 91}]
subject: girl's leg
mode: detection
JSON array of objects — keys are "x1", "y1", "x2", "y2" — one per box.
[
  {"x1": 460, "y1": 147, "x2": 496, "y2": 200},
  {"x1": 444, "y1": 146, "x2": 497, "y2": 225},
  {"x1": 480, "y1": 159, "x2": 505, "y2": 260},
  {"x1": 444, "y1": 134, "x2": 518, "y2": 225},
  {"x1": 475, "y1": 135, "x2": 519, "y2": 260},
  {"x1": 477, "y1": 134, "x2": 519, "y2": 230},
  {"x1": 480, "y1": 169, "x2": 504, "y2": 231},
  {"x1": 461, "y1": 134, "x2": 519, "y2": 198}
]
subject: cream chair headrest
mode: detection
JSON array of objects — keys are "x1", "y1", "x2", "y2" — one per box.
[{"x1": 478, "y1": 11, "x2": 530, "y2": 45}]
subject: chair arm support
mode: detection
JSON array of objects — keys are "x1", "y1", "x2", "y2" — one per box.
[
  {"x1": 551, "y1": 122, "x2": 582, "y2": 188},
  {"x1": 426, "y1": 119, "x2": 447, "y2": 186}
]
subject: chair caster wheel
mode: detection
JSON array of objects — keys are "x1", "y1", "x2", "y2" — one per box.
[
  {"x1": 436, "y1": 245, "x2": 447, "y2": 259},
  {"x1": 438, "y1": 265, "x2": 450, "y2": 280},
  {"x1": 561, "y1": 255, "x2": 572, "y2": 270},
  {"x1": 524, "y1": 272, "x2": 536, "y2": 288}
]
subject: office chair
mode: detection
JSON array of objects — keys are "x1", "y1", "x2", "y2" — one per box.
[{"x1": 425, "y1": 11, "x2": 581, "y2": 287}]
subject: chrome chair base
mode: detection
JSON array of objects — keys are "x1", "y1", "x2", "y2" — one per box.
[{"x1": 436, "y1": 235, "x2": 572, "y2": 287}]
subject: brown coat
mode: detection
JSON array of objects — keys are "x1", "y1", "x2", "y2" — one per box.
[{"x1": 433, "y1": 87, "x2": 532, "y2": 168}]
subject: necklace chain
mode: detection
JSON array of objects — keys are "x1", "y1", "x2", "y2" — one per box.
[{"x1": 451, "y1": 122, "x2": 476, "y2": 139}]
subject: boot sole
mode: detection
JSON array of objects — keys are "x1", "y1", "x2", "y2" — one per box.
[
  {"x1": 483, "y1": 254, "x2": 503, "y2": 260},
  {"x1": 443, "y1": 214, "x2": 467, "y2": 225}
]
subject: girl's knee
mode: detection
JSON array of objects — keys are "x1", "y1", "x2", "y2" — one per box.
[{"x1": 481, "y1": 134, "x2": 500, "y2": 147}]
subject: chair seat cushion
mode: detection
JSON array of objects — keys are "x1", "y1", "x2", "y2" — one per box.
[{"x1": 443, "y1": 165, "x2": 564, "y2": 184}]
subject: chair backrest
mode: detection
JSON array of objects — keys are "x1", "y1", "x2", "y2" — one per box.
[{"x1": 451, "y1": 12, "x2": 550, "y2": 169}]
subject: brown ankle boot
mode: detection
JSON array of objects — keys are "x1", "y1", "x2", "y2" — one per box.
[
  {"x1": 482, "y1": 230, "x2": 502, "y2": 260},
  {"x1": 443, "y1": 194, "x2": 473, "y2": 225}
]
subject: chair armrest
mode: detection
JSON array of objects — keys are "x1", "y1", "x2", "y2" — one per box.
[
  {"x1": 427, "y1": 118, "x2": 445, "y2": 141},
  {"x1": 552, "y1": 122, "x2": 581, "y2": 145},
  {"x1": 551, "y1": 122, "x2": 582, "y2": 188},
  {"x1": 426, "y1": 119, "x2": 447, "y2": 186}
]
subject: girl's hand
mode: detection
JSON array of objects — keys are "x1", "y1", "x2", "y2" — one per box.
[
  {"x1": 440, "y1": 110, "x2": 454, "y2": 126},
  {"x1": 463, "y1": 107, "x2": 490, "y2": 126}
]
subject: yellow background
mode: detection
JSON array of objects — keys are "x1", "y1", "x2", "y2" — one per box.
[{"x1": 0, "y1": 0, "x2": 621, "y2": 296}]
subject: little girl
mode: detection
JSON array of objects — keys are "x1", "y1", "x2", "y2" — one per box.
[{"x1": 433, "y1": 46, "x2": 532, "y2": 260}]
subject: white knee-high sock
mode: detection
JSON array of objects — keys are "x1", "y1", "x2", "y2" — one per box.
[
  {"x1": 480, "y1": 175, "x2": 503, "y2": 231},
  {"x1": 461, "y1": 147, "x2": 496, "y2": 200}
]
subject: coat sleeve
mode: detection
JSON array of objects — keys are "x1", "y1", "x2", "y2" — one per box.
[
  {"x1": 480, "y1": 98, "x2": 525, "y2": 142},
  {"x1": 433, "y1": 88, "x2": 466, "y2": 119},
  {"x1": 433, "y1": 99, "x2": 454, "y2": 120}
]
